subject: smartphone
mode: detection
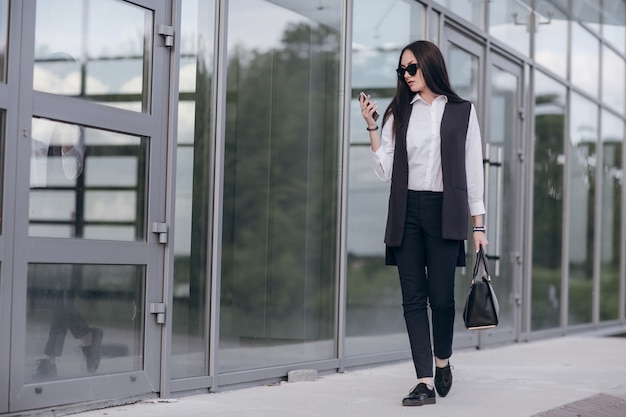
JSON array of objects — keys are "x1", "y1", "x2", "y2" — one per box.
[{"x1": 359, "y1": 92, "x2": 379, "y2": 121}]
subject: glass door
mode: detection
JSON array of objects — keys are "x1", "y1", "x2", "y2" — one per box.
[
  {"x1": 444, "y1": 26, "x2": 524, "y2": 348},
  {"x1": 7, "y1": 0, "x2": 171, "y2": 411},
  {"x1": 484, "y1": 51, "x2": 524, "y2": 345},
  {"x1": 443, "y1": 26, "x2": 484, "y2": 349}
]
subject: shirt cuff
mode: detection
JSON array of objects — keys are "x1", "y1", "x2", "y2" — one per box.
[{"x1": 469, "y1": 201, "x2": 486, "y2": 217}]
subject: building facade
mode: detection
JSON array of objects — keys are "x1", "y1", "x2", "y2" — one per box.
[{"x1": 0, "y1": 0, "x2": 624, "y2": 414}]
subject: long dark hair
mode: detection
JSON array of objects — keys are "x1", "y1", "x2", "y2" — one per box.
[{"x1": 383, "y1": 40, "x2": 463, "y2": 137}]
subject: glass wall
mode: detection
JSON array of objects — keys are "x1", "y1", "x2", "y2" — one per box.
[
  {"x1": 171, "y1": 0, "x2": 215, "y2": 380},
  {"x1": 218, "y1": 0, "x2": 341, "y2": 372},
  {"x1": 567, "y1": 93, "x2": 597, "y2": 326},
  {"x1": 346, "y1": 0, "x2": 426, "y2": 359},
  {"x1": 531, "y1": 72, "x2": 566, "y2": 331},
  {"x1": 5, "y1": 2, "x2": 626, "y2": 410}
]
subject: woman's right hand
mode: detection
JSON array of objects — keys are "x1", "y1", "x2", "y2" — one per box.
[{"x1": 359, "y1": 93, "x2": 378, "y2": 128}]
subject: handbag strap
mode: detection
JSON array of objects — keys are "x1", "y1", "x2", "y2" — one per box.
[{"x1": 472, "y1": 244, "x2": 491, "y2": 282}]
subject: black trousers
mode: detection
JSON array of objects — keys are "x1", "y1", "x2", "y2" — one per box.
[
  {"x1": 44, "y1": 290, "x2": 90, "y2": 357},
  {"x1": 393, "y1": 191, "x2": 461, "y2": 379}
]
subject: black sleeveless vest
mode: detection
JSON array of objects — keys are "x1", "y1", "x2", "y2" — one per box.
[{"x1": 384, "y1": 100, "x2": 472, "y2": 266}]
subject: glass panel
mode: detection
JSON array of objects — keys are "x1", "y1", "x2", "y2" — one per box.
[
  {"x1": 219, "y1": 0, "x2": 340, "y2": 372},
  {"x1": 346, "y1": 147, "x2": 406, "y2": 356},
  {"x1": 347, "y1": 0, "x2": 425, "y2": 358},
  {"x1": 487, "y1": 65, "x2": 518, "y2": 330},
  {"x1": 602, "y1": 1, "x2": 626, "y2": 55},
  {"x1": 0, "y1": 0, "x2": 8, "y2": 83},
  {"x1": 602, "y1": 46, "x2": 625, "y2": 115},
  {"x1": 33, "y1": 0, "x2": 152, "y2": 113},
  {"x1": 571, "y1": 23, "x2": 599, "y2": 98},
  {"x1": 531, "y1": 71, "x2": 566, "y2": 331},
  {"x1": 567, "y1": 93, "x2": 597, "y2": 326},
  {"x1": 534, "y1": 0, "x2": 568, "y2": 79},
  {"x1": 436, "y1": 0, "x2": 485, "y2": 30},
  {"x1": 599, "y1": 111, "x2": 622, "y2": 321},
  {"x1": 26, "y1": 264, "x2": 144, "y2": 382},
  {"x1": 352, "y1": 0, "x2": 425, "y2": 93},
  {"x1": 29, "y1": 118, "x2": 148, "y2": 241},
  {"x1": 488, "y1": 0, "x2": 530, "y2": 57},
  {"x1": 571, "y1": 0, "x2": 601, "y2": 34},
  {"x1": 171, "y1": 0, "x2": 215, "y2": 380},
  {"x1": 447, "y1": 45, "x2": 479, "y2": 118}
]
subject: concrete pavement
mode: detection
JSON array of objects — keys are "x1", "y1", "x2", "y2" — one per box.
[{"x1": 69, "y1": 334, "x2": 626, "y2": 417}]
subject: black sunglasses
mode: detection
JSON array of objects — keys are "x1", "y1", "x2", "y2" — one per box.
[{"x1": 396, "y1": 63, "x2": 419, "y2": 78}]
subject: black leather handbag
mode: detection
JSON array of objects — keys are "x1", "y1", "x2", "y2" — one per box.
[{"x1": 463, "y1": 245, "x2": 500, "y2": 330}]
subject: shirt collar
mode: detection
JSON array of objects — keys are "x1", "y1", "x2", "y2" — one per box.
[{"x1": 411, "y1": 93, "x2": 448, "y2": 105}]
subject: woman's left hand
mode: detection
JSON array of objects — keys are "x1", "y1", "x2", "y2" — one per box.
[{"x1": 473, "y1": 231, "x2": 488, "y2": 252}]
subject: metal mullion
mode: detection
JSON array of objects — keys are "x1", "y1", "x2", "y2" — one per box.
[{"x1": 208, "y1": 0, "x2": 229, "y2": 393}]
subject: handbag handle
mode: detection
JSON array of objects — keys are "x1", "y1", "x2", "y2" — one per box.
[{"x1": 472, "y1": 244, "x2": 491, "y2": 283}]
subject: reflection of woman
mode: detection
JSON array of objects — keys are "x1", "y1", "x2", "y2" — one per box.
[
  {"x1": 30, "y1": 118, "x2": 84, "y2": 187},
  {"x1": 359, "y1": 40, "x2": 488, "y2": 406},
  {"x1": 30, "y1": 118, "x2": 102, "y2": 381}
]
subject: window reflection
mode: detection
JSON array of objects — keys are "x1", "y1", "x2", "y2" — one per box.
[
  {"x1": 571, "y1": 23, "x2": 599, "y2": 97},
  {"x1": 171, "y1": 0, "x2": 215, "y2": 380},
  {"x1": 602, "y1": 46, "x2": 625, "y2": 115},
  {"x1": 447, "y1": 44, "x2": 479, "y2": 111},
  {"x1": 219, "y1": 0, "x2": 340, "y2": 372},
  {"x1": 29, "y1": 118, "x2": 148, "y2": 241},
  {"x1": 602, "y1": 1, "x2": 626, "y2": 55},
  {"x1": 437, "y1": 0, "x2": 484, "y2": 29},
  {"x1": 534, "y1": 0, "x2": 568, "y2": 79},
  {"x1": 33, "y1": 0, "x2": 152, "y2": 112},
  {"x1": 346, "y1": 0, "x2": 426, "y2": 359},
  {"x1": 531, "y1": 72, "x2": 565, "y2": 331},
  {"x1": 488, "y1": 0, "x2": 530, "y2": 57},
  {"x1": 567, "y1": 93, "x2": 597, "y2": 326},
  {"x1": 26, "y1": 264, "x2": 144, "y2": 382},
  {"x1": 599, "y1": 111, "x2": 622, "y2": 321}
]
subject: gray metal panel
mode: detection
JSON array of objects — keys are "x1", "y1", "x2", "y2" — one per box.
[
  {"x1": 208, "y1": 0, "x2": 229, "y2": 393},
  {"x1": 0, "y1": 2, "x2": 29, "y2": 413}
]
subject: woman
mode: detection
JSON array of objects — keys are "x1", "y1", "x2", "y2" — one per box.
[{"x1": 359, "y1": 40, "x2": 488, "y2": 406}]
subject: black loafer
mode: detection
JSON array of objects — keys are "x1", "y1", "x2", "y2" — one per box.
[
  {"x1": 81, "y1": 327, "x2": 103, "y2": 373},
  {"x1": 402, "y1": 383, "x2": 436, "y2": 406},
  {"x1": 435, "y1": 363, "x2": 453, "y2": 397}
]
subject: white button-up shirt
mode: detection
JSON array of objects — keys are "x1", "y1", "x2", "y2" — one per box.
[{"x1": 371, "y1": 94, "x2": 486, "y2": 216}]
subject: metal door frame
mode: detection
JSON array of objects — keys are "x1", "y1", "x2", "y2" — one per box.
[
  {"x1": 3, "y1": 0, "x2": 173, "y2": 412},
  {"x1": 443, "y1": 24, "x2": 525, "y2": 349},
  {"x1": 485, "y1": 50, "x2": 526, "y2": 346}
]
